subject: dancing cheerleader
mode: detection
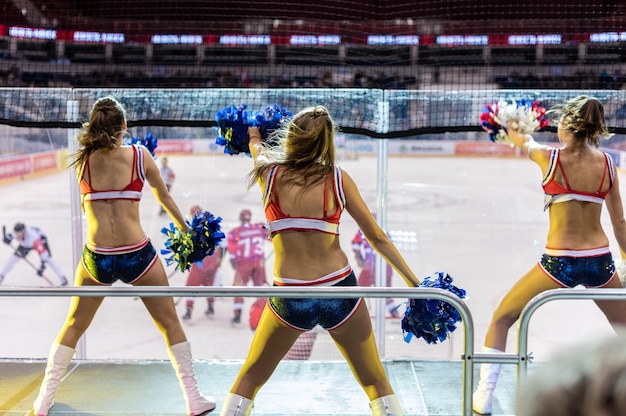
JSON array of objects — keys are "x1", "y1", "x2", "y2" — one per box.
[
  {"x1": 33, "y1": 96, "x2": 216, "y2": 416},
  {"x1": 474, "y1": 95, "x2": 626, "y2": 414},
  {"x1": 219, "y1": 105, "x2": 420, "y2": 416}
]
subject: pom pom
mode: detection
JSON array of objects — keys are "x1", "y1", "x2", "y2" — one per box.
[
  {"x1": 251, "y1": 104, "x2": 293, "y2": 148},
  {"x1": 480, "y1": 99, "x2": 548, "y2": 145},
  {"x1": 400, "y1": 271, "x2": 467, "y2": 344},
  {"x1": 160, "y1": 210, "x2": 225, "y2": 272},
  {"x1": 130, "y1": 132, "x2": 158, "y2": 157},
  {"x1": 215, "y1": 104, "x2": 292, "y2": 156},
  {"x1": 215, "y1": 104, "x2": 254, "y2": 156}
]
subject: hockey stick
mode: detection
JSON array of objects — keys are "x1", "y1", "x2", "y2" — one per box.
[
  {"x1": 21, "y1": 255, "x2": 55, "y2": 286},
  {"x1": 3, "y1": 225, "x2": 54, "y2": 286}
]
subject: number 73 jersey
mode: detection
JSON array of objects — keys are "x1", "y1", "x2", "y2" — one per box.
[{"x1": 227, "y1": 223, "x2": 268, "y2": 262}]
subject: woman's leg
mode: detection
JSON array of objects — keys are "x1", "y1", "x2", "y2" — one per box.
[
  {"x1": 56, "y1": 267, "x2": 105, "y2": 347},
  {"x1": 135, "y1": 260, "x2": 215, "y2": 415},
  {"x1": 328, "y1": 301, "x2": 404, "y2": 415},
  {"x1": 474, "y1": 264, "x2": 560, "y2": 415},
  {"x1": 34, "y1": 267, "x2": 104, "y2": 416},
  {"x1": 329, "y1": 301, "x2": 393, "y2": 400},
  {"x1": 228, "y1": 303, "x2": 302, "y2": 399},
  {"x1": 484, "y1": 264, "x2": 561, "y2": 351},
  {"x1": 135, "y1": 259, "x2": 187, "y2": 345}
]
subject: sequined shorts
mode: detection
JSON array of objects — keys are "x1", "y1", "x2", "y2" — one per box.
[
  {"x1": 81, "y1": 236, "x2": 158, "y2": 285},
  {"x1": 268, "y1": 268, "x2": 361, "y2": 331},
  {"x1": 539, "y1": 247, "x2": 615, "y2": 288}
]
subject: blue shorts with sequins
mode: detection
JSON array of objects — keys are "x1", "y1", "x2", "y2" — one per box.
[
  {"x1": 268, "y1": 272, "x2": 361, "y2": 331},
  {"x1": 539, "y1": 251, "x2": 615, "y2": 288},
  {"x1": 81, "y1": 239, "x2": 158, "y2": 285}
]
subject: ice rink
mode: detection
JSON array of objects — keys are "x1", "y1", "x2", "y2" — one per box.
[{"x1": 0, "y1": 150, "x2": 619, "y2": 363}]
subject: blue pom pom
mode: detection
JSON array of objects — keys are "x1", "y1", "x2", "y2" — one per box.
[
  {"x1": 214, "y1": 104, "x2": 254, "y2": 156},
  {"x1": 130, "y1": 132, "x2": 158, "y2": 157},
  {"x1": 214, "y1": 104, "x2": 292, "y2": 155},
  {"x1": 160, "y1": 210, "x2": 226, "y2": 271},
  {"x1": 251, "y1": 104, "x2": 293, "y2": 147},
  {"x1": 400, "y1": 272, "x2": 467, "y2": 344}
]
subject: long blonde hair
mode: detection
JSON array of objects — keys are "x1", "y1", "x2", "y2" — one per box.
[
  {"x1": 247, "y1": 105, "x2": 337, "y2": 191},
  {"x1": 71, "y1": 96, "x2": 127, "y2": 169},
  {"x1": 548, "y1": 95, "x2": 612, "y2": 147}
]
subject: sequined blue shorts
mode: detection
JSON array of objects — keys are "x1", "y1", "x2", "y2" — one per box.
[
  {"x1": 81, "y1": 237, "x2": 158, "y2": 285},
  {"x1": 539, "y1": 248, "x2": 615, "y2": 288},
  {"x1": 268, "y1": 271, "x2": 361, "y2": 331}
]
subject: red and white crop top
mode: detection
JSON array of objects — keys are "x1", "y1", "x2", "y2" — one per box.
[
  {"x1": 542, "y1": 148, "x2": 614, "y2": 210},
  {"x1": 79, "y1": 144, "x2": 146, "y2": 204},
  {"x1": 262, "y1": 165, "x2": 346, "y2": 237}
]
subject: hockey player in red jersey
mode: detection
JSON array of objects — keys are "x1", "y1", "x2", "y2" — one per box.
[{"x1": 227, "y1": 209, "x2": 268, "y2": 324}]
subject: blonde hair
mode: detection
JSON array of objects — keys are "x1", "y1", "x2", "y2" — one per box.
[
  {"x1": 247, "y1": 105, "x2": 337, "y2": 191},
  {"x1": 548, "y1": 95, "x2": 612, "y2": 147},
  {"x1": 71, "y1": 96, "x2": 127, "y2": 169}
]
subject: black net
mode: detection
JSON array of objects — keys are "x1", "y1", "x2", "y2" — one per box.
[{"x1": 1, "y1": 88, "x2": 626, "y2": 138}]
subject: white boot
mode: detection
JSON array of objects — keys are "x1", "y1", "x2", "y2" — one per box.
[
  {"x1": 168, "y1": 341, "x2": 216, "y2": 415},
  {"x1": 473, "y1": 347, "x2": 503, "y2": 415},
  {"x1": 370, "y1": 394, "x2": 403, "y2": 416},
  {"x1": 32, "y1": 343, "x2": 75, "y2": 416},
  {"x1": 219, "y1": 393, "x2": 254, "y2": 416}
]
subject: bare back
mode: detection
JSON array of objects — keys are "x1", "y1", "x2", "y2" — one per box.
[
  {"x1": 81, "y1": 146, "x2": 146, "y2": 247},
  {"x1": 264, "y1": 170, "x2": 349, "y2": 280},
  {"x1": 532, "y1": 145, "x2": 611, "y2": 249}
]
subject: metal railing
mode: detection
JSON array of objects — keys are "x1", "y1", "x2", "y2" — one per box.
[
  {"x1": 0, "y1": 285, "x2": 476, "y2": 416},
  {"x1": 4, "y1": 284, "x2": 624, "y2": 414},
  {"x1": 517, "y1": 288, "x2": 626, "y2": 383},
  {"x1": 468, "y1": 286, "x2": 626, "y2": 414}
]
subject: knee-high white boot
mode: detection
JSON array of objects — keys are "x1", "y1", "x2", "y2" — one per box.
[
  {"x1": 369, "y1": 394, "x2": 403, "y2": 416},
  {"x1": 473, "y1": 347, "x2": 503, "y2": 415},
  {"x1": 168, "y1": 341, "x2": 217, "y2": 415},
  {"x1": 32, "y1": 343, "x2": 75, "y2": 416},
  {"x1": 219, "y1": 393, "x2": 254, "y2": 416}
]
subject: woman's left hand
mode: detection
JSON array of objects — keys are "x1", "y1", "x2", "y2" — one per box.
[{"x1": 506, "y1": 119, "x2": 520, "y2": 132}]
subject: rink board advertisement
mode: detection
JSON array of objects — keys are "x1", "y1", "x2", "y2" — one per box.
[{"x1": 0, "y1": 151, "x2": 59, "y2": 181}]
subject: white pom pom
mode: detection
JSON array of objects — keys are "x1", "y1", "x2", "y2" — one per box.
[{"x1": 494, "y1": 99, "x2": 544, "y2": 135}]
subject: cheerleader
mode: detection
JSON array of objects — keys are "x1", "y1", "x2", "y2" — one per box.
[{"x1": 474, "y1": 95, "x2": 626, "y2": 414}]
